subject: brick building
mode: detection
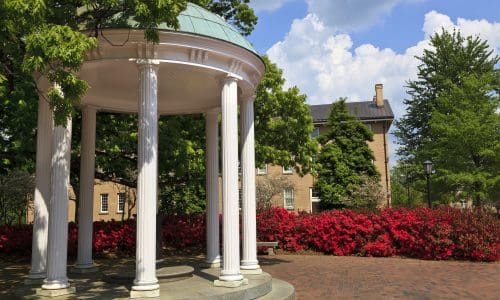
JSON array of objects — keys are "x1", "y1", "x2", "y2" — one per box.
[{"x1": 254, "y1": 84, "x2": 394, "y2": 213}]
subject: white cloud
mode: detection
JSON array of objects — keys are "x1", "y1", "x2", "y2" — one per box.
[
  {"x1": 266, "y1": 11, "x2": 500, "y2": 163},
  {"x1": 305, "y1": 0, "x2": 420, "y2": 32},
  {"x1": 422, "y1": 10, "x2": 454, "y2": 37},
  {"x1": 250, "y1": 0, "x2": 294, "y2": 12},
  {"x1": 423, "y1": 11, "x2": 500, "y2": 54}
]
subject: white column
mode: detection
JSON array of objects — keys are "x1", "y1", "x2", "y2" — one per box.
[
  {"x1": 41, "y1": 116, "x2": 73, "y2": 293},
  {"x1": 215, "y1": 76, "x2": 245, "y2": 287},
  {"x1": 28, "y1": 97, "x2": 53, "y2": 281},
  {"x1": 131, "y1": 59, "x2": 160, "y2": 298},
  {"x1": 205, "y1": 109, "x2": 221, "y2": 267},
  {"x1": 75, "y1": 106, "x2": 97, "y2": 271},
  {"x1": 240, "y1": 96, "x2": 261, "y2": 274}
]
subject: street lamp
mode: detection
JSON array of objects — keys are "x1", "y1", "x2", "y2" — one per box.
[{"x1": 423, "y1": 160, "x2": 433, "y2": 208}]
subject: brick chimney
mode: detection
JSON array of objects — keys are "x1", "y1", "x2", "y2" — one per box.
[{"x1": 375, "y1": 83, "x2": 384, "y2": 107}]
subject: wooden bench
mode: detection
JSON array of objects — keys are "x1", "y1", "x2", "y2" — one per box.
[{"x1": 257, "y1": 241, "x2": 279, "y2": 256}]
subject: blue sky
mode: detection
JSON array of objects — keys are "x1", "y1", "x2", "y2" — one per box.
[{"x1": 246, "y1": 0, "x2": 500, "y2": 164}]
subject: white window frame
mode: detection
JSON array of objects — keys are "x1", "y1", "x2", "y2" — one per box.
[
  {"x1": 310, "y1": 188, "x2": 320, "y2": 202},
  {"x1": 311, "y1": 126, "x2": 320, "y2": 138},
  {"x1": 283, "y1": 189, "x2": 294, "y2": 210},
  {"x1": 257, "y1": 164, "x2": 268, "y2": 175},
  {"x1": 100, "y1": 193, "x2": 109, "y2": 213},
  {"x1": 117, "y1": 192, "x2": 125, "y2": 213},
  {"x1": 282, "y1": 166, "x2": 293, "y2": 174}
]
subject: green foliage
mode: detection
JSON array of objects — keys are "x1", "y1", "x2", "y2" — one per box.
[
  {"x1": 390, "y1": 162, "x2": 426, "y2": 208},
  {"x1": 394, "y1": 29, "x2": 500, "y2": 206},
  {"x1": 314, "y1": 98, "x2": 379, "y2": 209},
  {"x1": 255, "y1": 56, "x2": 318, "y2": 175},
  {"x1": 192, "y1": 0, "x2": 257, "y2": 36},
  {"x1": 0, "y1": 169, "x2": 35, "y2": 225}
]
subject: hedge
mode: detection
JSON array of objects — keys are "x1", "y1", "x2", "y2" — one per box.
[{"x1": 0, "y1": 207, "x2": 498, "y2": 261}]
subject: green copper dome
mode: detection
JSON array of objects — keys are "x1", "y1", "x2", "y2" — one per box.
[
  {"x1": 170, "y1": 3, "x2": 257, "y2": 54},
  {"x1": 97, "y1": 2, "x2": 257, "y2": 54}
]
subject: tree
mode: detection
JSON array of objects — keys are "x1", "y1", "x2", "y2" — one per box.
[
  {"x1": 314, "y1": 98, "x2": 379, "y2": 209},
  {"x1": 394, "y1": 29, "x2": 500, "y2": 206},
  {"x1": 256, "y1": 175, "x2": 294, "y2": 211},
  {"x1": 0, "y1": 169, "x2": 35, "y2": 224},
  {"x1": 255, "y1": 56, "x2": 318, "y2": 175},
  {"x1": 344, "y1": 175, "x2": 385, "y2": 210}
]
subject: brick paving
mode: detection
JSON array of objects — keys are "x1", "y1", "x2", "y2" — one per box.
[
  {"x1": 260, "y1": 254, "x2": 500, "y2": 300},
  {"x1": 1, "y1": 254, "x2": 498, "y2": 299}
]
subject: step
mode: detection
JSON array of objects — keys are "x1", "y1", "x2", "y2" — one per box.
[{"x1": 258, "y1": 278, "x2": 295, "y2": 300}]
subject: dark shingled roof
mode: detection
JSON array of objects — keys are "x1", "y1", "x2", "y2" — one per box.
[{"x1": 309, "y1": 100, "x2": 394, "y2": 123}]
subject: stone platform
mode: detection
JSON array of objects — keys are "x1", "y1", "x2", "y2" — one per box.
[{"x1": 9, "y1": 258, "x2": 294, "y2": 299}]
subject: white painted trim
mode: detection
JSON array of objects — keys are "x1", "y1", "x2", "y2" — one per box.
[
  {"x1": 283, "y1": 188, "x2": 294, "y2": 210},
  {"x1": 309, "y1": 188, "x2": 321, "y2": 202},
  {"x1": 282, "y1": 166, "x2": 293, "y2": 174},
  {"x1": 100, "y1": 194, "x2": 109, "y2": 213},
  {"x1": 117, "y1": 193, "x2": 125, "y2": 213},
  {"x1": 257, "y1": 164, "x2": 268, "y2": 175}
]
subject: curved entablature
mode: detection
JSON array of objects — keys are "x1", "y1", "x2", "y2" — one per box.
[{"x1": 35, "y1": 28, "x2": 264, "y2": 115}]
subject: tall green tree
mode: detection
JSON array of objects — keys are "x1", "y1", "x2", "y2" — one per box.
[
  {"x1": 394, "y1": 29, "x2": 500, "y2": 206},
  {"x1": 255, "y1": 56, "x2": 318, "y2": 175},
  {"x1": 314, "y1": 98, "x2": 379, "y2": 209}
]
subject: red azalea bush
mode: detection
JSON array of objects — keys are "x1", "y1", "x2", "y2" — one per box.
[
  {"x1": 0, "y1": 207, "x2": 498, "y2": 261},
  {"x1": 256, "y1": 207, "x2": 499, "y2": 261}
]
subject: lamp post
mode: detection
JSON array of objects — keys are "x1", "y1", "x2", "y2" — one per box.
[{"x1": 423, "y1": 160, "x2": 433, "y2": 208}]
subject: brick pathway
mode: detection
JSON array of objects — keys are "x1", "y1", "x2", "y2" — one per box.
[
  {"x1": 260, "y1": 254, "x2": 500, "y2": 300},
  {"x1": 1, "y1": 254, "x2": 498, "y2": 299}
]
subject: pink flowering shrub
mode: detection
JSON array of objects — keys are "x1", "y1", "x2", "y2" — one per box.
[{"x1": 0, "y1": 208, "x2": 498, "y2": 261}]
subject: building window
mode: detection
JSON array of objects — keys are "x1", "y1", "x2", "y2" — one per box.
[
  {"x1": 257, "y1": 164, "x2": 268, "y2": 175},
  {"x1": 311, "y1": 126, "x2": 320, "y2": 138},
  {"x1": 117, "y1": 193, "x2": 125, "y2": 213},
  {"x1": 310, "y1": 188, "x2": 320, "y2": 202},
  {"x1": 100, "y1": 194, "x2": 109, "y2": 213},
  {"x1": 284, "y1": 189, "x2": 294, "y2": 210},
  {"x1": 365, "y1": 123, "x2": 372, "y2": 131},
  {"x1": 282, "y1": 166, "x2": 293, "y2": 174}
]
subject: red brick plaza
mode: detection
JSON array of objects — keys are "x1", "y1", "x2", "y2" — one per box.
[{"x1": 260, "y1": 254, "x2": 500, "y2": 300}]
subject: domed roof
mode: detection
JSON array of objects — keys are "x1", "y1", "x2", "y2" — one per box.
[
  {"x1": 98, "y1": 2, "x2": 257, "y2": 54},
  {"x1": 171, "y1": 3, "x2": 257, "y2": 54}
]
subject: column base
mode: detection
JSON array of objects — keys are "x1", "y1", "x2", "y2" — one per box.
[
  {"x1": 130, "y1": 288, "x2": 160, "y2": 298},
  {"x1": 24, "y1": 277, "x2": 45, "y2": 286},
  {"x1": 71, "y1": 263, "x2": 99, "y2": 274},
  {"x1": 214, "y1": 278, "x2": 248, "y2": 288},
  {"x1": 200, "y1": 261, "x2": 221, "y2": 268},
  {"x1": 36, "y1": 286, "x2": 75, "y2": 297},
  {"x1": 42, "y1": 279, "x2": 70, "y2": 290},
  {"x1": 200, "y1": 258, "x2": 221, "y2": 269}
]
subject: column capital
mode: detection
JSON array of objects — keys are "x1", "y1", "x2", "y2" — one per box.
[
  {"x1": 136, "y1": 59, "x2": 160, "y2": 69},
  {"x1": 221, "y1": 73, "x2": 240, "y2": 85},
  {"x1": 81, "y1": 105, "x2": 98, "y2": 113},
  {"x1": 206, "y1": 107, "x2": 221, "y2": 115},
  {"x1": 242, "y1": 95, "x2": 256, "y2": 103}
]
